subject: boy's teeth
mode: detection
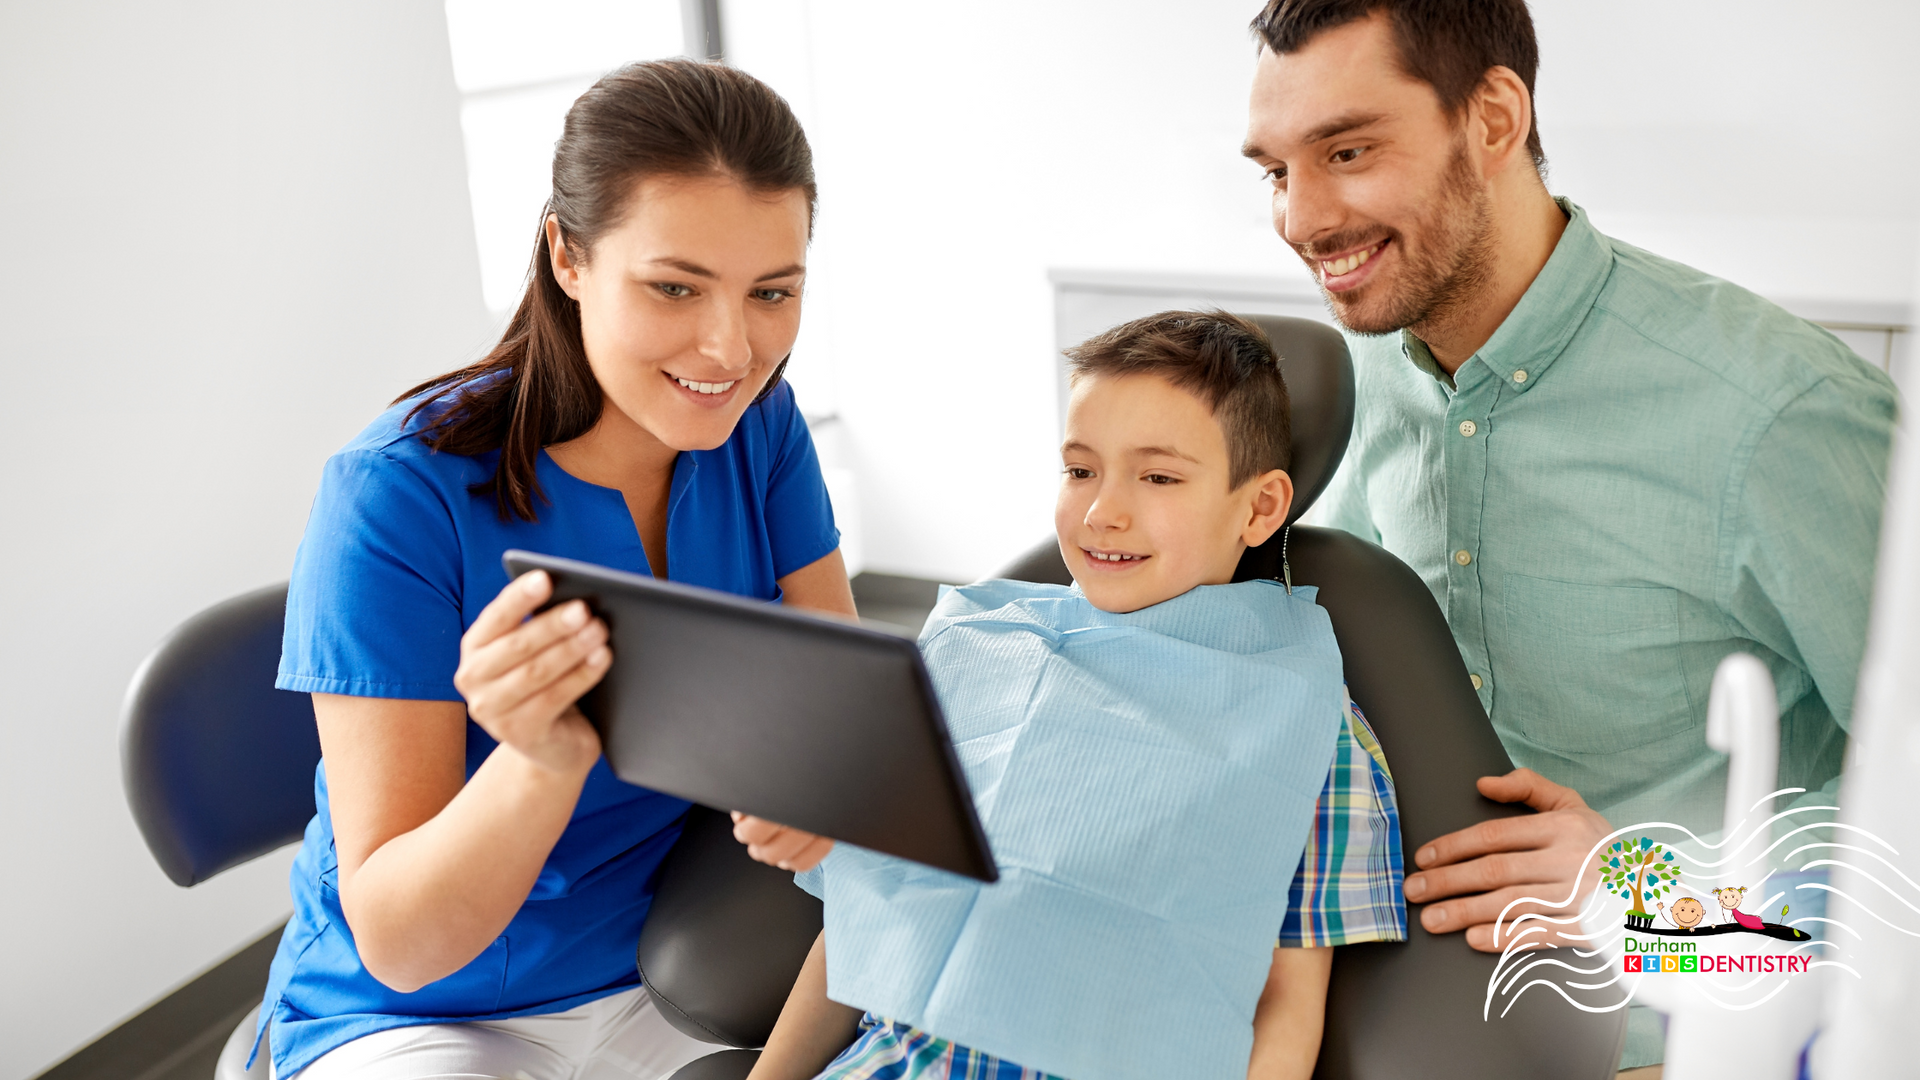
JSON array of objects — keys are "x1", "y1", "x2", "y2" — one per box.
[
  {"x1": 675, "y1": 376, "x2": 738, "y2": 395},
  {"x1": 1089, "y1": 551, "x2": 1141, "y2": 562}
]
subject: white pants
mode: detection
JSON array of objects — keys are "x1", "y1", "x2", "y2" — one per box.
[{"x1": 279, "y1": 988, "x2": 719, "y2": 1080}]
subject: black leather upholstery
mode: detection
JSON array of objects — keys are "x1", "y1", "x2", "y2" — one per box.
[
  {"x1": 640, "y1": 805, "x2": 825, "y2": 1048},
  {"x1": 644, "y1": 309, "x2": 1624, "y2": 1077},
  {"x1": 666, "y1": 1049, "x2": 761, "y2": 1080},
  {"x1": 120, "y1": 583, "x2": 320, "y2": 887}
]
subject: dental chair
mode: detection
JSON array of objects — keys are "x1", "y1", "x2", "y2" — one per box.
[
  {"x1": 635, "y1": 315, "x2": 1629, "y2": 1080},
  {"x1": 120, "y1": 318, "x2": 1625, "y2": 1080}
]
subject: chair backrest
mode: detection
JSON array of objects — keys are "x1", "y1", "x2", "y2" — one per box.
[
  {"x1": 603, "y1": 313, "x2": 1628, "y2": 1074},
  {"x1": 121, "y1": 583, "x2": 320, "y2": 887}
]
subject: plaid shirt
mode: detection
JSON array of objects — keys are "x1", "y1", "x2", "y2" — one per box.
[{"x1": 817, "y1": 697, "x2": 1406, "y2": 1080}]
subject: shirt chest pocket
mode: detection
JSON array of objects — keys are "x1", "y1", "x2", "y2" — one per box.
[{"x1": 1496, "y1": 575, "x2": 1696, "y2": 755}]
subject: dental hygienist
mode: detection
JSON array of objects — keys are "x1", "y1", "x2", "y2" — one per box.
[{"x1": 254, "y1": 60, "x2": 853, "y2": 1080}]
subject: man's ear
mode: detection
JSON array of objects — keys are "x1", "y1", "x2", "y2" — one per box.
[
  {"x1": 546, "y1": 214, "x2": 583, "y2": 300},
  {"x1": 1240, "y1": 468, "x2": 1295, "y2": 549},
  {"x1": 1469, "y1": 64, "x2": 1534, "y2": 178}
]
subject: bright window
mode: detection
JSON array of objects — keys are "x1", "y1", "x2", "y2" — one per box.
[{"x1": 445, "y1": 1, "x2": 686, "y2": 313}]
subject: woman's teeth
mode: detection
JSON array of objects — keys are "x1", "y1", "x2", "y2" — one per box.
[
  {"x1": 1087, "y1": 551, "x2": 1143, "y2": 563},
  {"x1": 1320, "y1": 241, "x2": 1385, "y2": 278},
  {"x1": 675, "y1": 376, "x2": 738, "y2": 395}
]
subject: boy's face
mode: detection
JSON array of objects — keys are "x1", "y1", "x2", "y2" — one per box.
[{"x1": 1055, "y1": 373, "x2": 1292, "y2": 614}]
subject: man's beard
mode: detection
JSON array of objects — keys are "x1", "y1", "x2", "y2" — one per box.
[{"x1": 1304, "y1": 141, "x2": 1496, "y2": 337}]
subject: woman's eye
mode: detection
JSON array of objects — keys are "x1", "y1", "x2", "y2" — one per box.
[
  {"x1": 655, "y1": 283, "x2": 694, "y2": 299},
  {"x1": 753, "y1": 288, "x2": 794, "y2": 304}
]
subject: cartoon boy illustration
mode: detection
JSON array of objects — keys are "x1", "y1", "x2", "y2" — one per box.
[
  {"x1": 1657, "y1": 896, "x2": 1707, "y2": 932},
  {"x1": 1716, "y1": 885, "x2": 1765, "y2": 929}
]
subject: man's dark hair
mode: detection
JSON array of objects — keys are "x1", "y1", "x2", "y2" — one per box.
[
  {"x1": 1251, "y1": 0, "x2": 1546, "y2": 171},
  {"x1": 1063, "y1": 310, "x2": 1291, "y2": 488}
]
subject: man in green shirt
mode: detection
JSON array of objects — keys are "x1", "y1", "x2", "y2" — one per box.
[{"x1": 1241, "y1": 0, "x2": 1896, "y2": 1070}]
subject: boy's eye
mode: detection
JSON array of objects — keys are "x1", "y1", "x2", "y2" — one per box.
[
  {"x1": 1144, "y1": 473, "x2": 1180, "y2": 485},
  {"x1": 655, "y1": 282, "x2": 695, "y2": 299},
  {"x1": 1064, "y1": 466, "x2": 1094, "y2": 480}
]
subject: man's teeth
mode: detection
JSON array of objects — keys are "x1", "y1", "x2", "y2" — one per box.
[
  {"x1": 675, "y1": 376, "x2": 738, "y2": 395},
  {"x1": 1087, "y1": 551, "x2": 1143, "y2": 563},
  {"x1": 1320, "y1": 242, "x2": 1383, "y2": 278}
]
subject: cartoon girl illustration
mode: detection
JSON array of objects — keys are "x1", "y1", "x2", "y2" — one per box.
[
  {"x1": 1656, "y1": 896, "x2": 1707, "y2": 932},
  {"x1": 1716, "y1": 885, "x2": 1765, "y2": 929}
]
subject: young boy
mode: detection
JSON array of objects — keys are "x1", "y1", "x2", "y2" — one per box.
[{"x1": 737, "y1": 311, "x2": 1405, "y2": 1080}]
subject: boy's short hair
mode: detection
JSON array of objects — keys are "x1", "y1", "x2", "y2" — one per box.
[{"x1": 1063, "y1": 310, "x2": 1291, "y2": 487}]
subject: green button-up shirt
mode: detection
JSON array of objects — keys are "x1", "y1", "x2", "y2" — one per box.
[{"x1": 1317, "y1": 200, "x2": 1897, "y2": 834}]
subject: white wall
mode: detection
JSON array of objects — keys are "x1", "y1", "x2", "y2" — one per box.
[
  {"x1": 726, "y1": 0, "x2": 1919, "y2": 583},
  {"x1": 0, "y1": 4, "x2": 491, "y2": 1077}
]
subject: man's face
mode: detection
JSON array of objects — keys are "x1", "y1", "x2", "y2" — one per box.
[
  {"x1": 1243, "y1": 13, "x2": 1494, "y2": 335},
  {"x1": 1054, "y1": 373, "x2": 1283, "y2": 614}
]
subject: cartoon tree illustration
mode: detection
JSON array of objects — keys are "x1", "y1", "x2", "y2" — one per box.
[{"x1": 1596, "y1": 837, "x2": 1680, "y2": 923}]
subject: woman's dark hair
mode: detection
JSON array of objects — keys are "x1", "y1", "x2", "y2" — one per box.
[
  {"x1": 400, "y1": 59, "x2": 817, "y2": 522},
  {"x1": 1063, "y1": 310, "x2": 1291, "y2": 488},
  {"x1": 1250, "y1": 0, "x2": 1546, "y2": 172}
]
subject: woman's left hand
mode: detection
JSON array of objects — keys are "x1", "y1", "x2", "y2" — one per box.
[{"x1": 732, "y1": 813, "x2": 834, "y2": 871}]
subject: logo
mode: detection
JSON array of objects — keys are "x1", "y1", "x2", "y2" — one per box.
[{"x1": 1596, "y1": 836, "x2": 1810, "y2": 942}]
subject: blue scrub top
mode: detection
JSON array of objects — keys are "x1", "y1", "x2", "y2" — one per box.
[{"x1": 257, "y1": 379, "x2": 839, "y2": 1077}]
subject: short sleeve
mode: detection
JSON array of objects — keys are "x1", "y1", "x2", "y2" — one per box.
[
  {"x1": 277, "y1": 448, "x2": 466, "y2": 701},
  {"x1": 1278, "y1": 697, "x2": 1408, "y2": 947},
  {"x1": 759, "y1": 382, "x2": 842, "y2": 580}
]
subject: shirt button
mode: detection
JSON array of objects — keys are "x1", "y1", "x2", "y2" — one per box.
[
  {"x1": 1458, "y1": 420, "x2": 1478, "y2": 437},
  {"x1": 1513, "y1": 369, "x2": 1528, "y2": 384},
  {"x1": 1470, "y1": 673, "x2": 1484, "y2": 690},
  {"x1": 1454, "y1": 549, "x2": 1472, "y2": 566}
]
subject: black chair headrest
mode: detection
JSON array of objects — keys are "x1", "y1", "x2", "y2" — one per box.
[{"x1": 1239, "y1": 314, "x2": 1355, "y2": 525}]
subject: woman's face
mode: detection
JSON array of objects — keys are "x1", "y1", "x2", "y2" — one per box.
[{"x1": 550, "y1": 174, "x2": 810, "y2": 452}]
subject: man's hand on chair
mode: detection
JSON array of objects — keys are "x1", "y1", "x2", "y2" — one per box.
[
  {"x1": 1401, "y1": 769, "x2": 1609, "y2": 952},
  {"x1": 732, "y1": 813, "x2": 835, "y2": 872}
]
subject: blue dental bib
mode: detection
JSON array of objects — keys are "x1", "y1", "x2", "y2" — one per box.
[{"x1": 798, "y1": 578, "x2": 1346, "y2": 1080}]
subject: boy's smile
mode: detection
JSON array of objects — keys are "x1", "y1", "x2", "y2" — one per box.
[{"x1": 1055, "y1": 372, "x2": 1292, "y2": 614}]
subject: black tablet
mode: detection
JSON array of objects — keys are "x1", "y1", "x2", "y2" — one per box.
[{"x1": 502, "y1": 550, "x2": 997, "y2": 882}]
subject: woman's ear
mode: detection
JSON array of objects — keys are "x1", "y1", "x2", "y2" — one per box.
[
  {"x1": 546, "y1": 215, "x2": 583, "y2": 300},
  {"x1": 1240, "y1": 468, "x2": 1295, "y2": 549}
]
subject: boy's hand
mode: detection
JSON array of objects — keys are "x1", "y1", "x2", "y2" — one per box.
[
  {"x1": 1401, "y1": 769, "x2": 1609, "y2": 951},
  {"x1": 732, "y1": 813, "x2": 835, "y2": 871}
]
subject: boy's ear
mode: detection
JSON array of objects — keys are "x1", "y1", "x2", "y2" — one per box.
[{"x1": 1240, "y1": 468, "x2": 1295, "y2": 549}]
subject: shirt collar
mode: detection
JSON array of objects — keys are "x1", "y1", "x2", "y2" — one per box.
[{"x1": 1466, "y1": 198, "x2": 1612, "y2": 394}]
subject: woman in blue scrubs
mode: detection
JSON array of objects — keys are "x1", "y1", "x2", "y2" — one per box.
[{"x1": 255, "y1": 60, "x2": 854, "y2": 1080}]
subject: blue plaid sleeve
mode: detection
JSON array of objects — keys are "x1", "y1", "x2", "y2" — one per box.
[{"x1": 1277, "y1": 693, "x2": 1408, "y2": 947}]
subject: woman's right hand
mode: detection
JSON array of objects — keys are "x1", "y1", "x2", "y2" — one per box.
[
  {"x1": 733, "y1": 813, "x2": 835, "y2": 871},
  {"x1": 454, "y1": 570, "x2": 610, "y2": 776}
]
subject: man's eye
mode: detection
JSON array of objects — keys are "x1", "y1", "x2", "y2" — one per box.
[
  {"x1": 1265, "y1": 166, "x2": 1288, "y2": 187},
  {"x1": 655, "y1": 283, "x2": 694, "y2": 299},
  {"x1": 1332, "y1": 147, "x2": 1365, "y2": 164}
]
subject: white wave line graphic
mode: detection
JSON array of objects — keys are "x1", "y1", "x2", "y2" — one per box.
[
  {"x1": 1497, "y1": 954, "x2": 1618, "y2": 998},
  {"x1": 1797, "y1": 860, "x2": 1920, "y2": 917},
  {"x1": 1797, "y1": 883, "x2": 1920, "y2": 937},
  {"x1": 1498, "y1": 979, "x2": 1632, "y2": 1018},
  {"x1": 1780, "y1": 841, "x2": 1920, "y2": 893}
]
